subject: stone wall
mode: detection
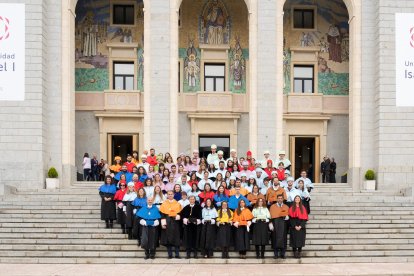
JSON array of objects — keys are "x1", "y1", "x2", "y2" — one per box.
[
  {"x1": 326, "y1": 115, "x2": 349, "y2": 182},
  {"x1": 75, "y1": 111, "x2": 100, "y2": 173}
]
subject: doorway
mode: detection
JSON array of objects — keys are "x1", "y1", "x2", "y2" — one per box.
[
  {"x1": 109, "y1": 134, "x2": 134, "y2": 163},
  {"x1": 199, "y1": 136, "x2": 230, "y2": 159},
  {"x1": 289, "y1": 136, "x2": 320, "y2": 182}
]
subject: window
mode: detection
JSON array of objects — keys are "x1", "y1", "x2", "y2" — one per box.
[
  {"x1": 293, "y1": 8, "x2": 314, "y2": 29},
  {"x1": 293, "y1": 65, "x2": 314, "y2": 93},
  {"x1": 113, "y1": 62, "x2": 134, "y2": 90},
  {"x1": 204, "y1": 63, "x2": 225, "y2": 92},
  {"x1": 113, "y1": 4, "x2": 135, "y2": 25}
]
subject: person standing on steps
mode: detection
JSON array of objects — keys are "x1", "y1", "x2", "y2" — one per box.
[
  {"x1": 216, "y1": 201, "x2": 233, "y2": 259},
  {"x1": 137, "y1": 197, "x2": 161, "y2": 259},
  {"x1": 232, "y1": 199, "x2": 253, "y2": 259},
  {"x1": 269, "y1": 194, "x2": 290, "y2": 259},
  {"x1": 330, "y1": 157, "x2": 337, "y2": 183},
  {"x1": 159, "y1": 190, "x2": 182, "y2": 259},
  {"x1": 113, "y1": 182, "x2": 128, "y2": 233},
  {"x1": 200, "y1": 198, "x2": 218, "y2": 258},
  {"x1": 181, "y1": 195, "x2": 202, "y2": 259},
  {"x1": 122, "y1": 183, "x2": 137, "y2": 237},
  {"x1": 251, "y1": 198, "x2": 271, "y2": 259},
  {"x1": 99, "y1": 175, "x2": 117, "y2": 229},
  {"x1": 289, "y1": 195, "x2": 308, "y2": 259},
  {"x1": 82, "y1": 152, "x2": 91, "y2": 181}
]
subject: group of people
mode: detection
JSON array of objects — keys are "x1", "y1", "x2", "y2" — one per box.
[
  {"x1": 321, "y1": 156, "x2": 337, "y2": 183},
  {"x1": 99, "y1": 145, "x2": 312, "y2": 260}
]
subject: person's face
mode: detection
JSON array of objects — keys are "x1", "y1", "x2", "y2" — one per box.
[
  {"x1": 189, "y1": 197, "x2": 195, "y2": 205},
  {"x1": 106, "y1": 178, "x2": 111, "y2": 184},
  {"x1": 235, "y1": 187, "x2": 241, "y2": 195},
  {"x1": 205, "y1": 185, "x2": 211, "y2": 192},
  {"x1": 243, "y1": 165, "x2": 248, "y2": 170},
  {"x1": 206, "y1": 200, "x2": 212, "y2": 207},
  {"x1": 299, "y1": 181, "x2": 304, "y2": 189},
  {"x1": 132, "y1": 167, "x2": 137, "y2": 173},
  {"x1": 264, "y1": 153, "x2": 270, "y2": 159},
  {"x1": 128, "y1": 186, "x2": 134, "y2": 192},
  {"x1": 150, "y1": 149, "x2": 155, "y2": 156},
  {"x1": 241, "y1": 176, "x2": 246, "y2": 182},
  {"x1": 279, "y1": 154, "x2": 285, "y2": 159},
  {"x1": 301, "y1": 171, "x2": 307, "y2": 178},
  {"x1": 222, "y1": 202, "x2": 228, "y2": 209},
  {"x1": 257, "y1": 199, "x2": 263, "y2": 207},
  {"x1": 218, "y1": 153, "x2": 223, "y2": 159},
  {"x1": 219, "y1": 163, "x2": 225, "y2": 169},
  {"x1": 253, "y1": 186, "x2": 259, "y2": 193},
  {"x1": 219, "y1": 186, "x2": 224, "y2": 193},
  {"x1": 288, "y1": 181, "x2": 293, "y2": 187},
  {"x1": 139, "y1": 167, "x2": 144, "y2": 174},
  {"x1": 192, "y1": 158, "x2": 197, "y2": 165},
  {"x1": 139, "y1": 189, "x2": 144, "y2": 197},
  {"x1": 127, "y1": 156, "x2": 132, "y2": 162},
  {"x1": 167, "y1": 192, "x2": 174, "y2": 200},
  {"x1": 133, "y1": 153, "x2": 138, "y2": 158},
  {"x1": 171, "y1": 166, "x2": 177, "y2": 173},
  {"x1": 147, "y1": 198, "x2": 153, "y2": 205},
  {"x1": 181, "y1": 176, "x2": 187, "y2": 183},
  {"x1": 204, "y1": 172, "x2": 209, "y2": 179},
  {"x1": 211, "y1": 148, "x2": 217, "y2": 154},
  {"x1": 233, "y1": 165, "x2": 238, "y2": 170},
  {"x1": 193, "y1": 152, "x2": 199, "y2": 158},
  {"x1": 294, "y1": 196, "x2": 301, "y2": 204},
  {"x1": 122, "y1": 165, "x2": 127, "y2": 171},
  {"x1": 267, "y1": 162, "x2": 272, "y2": 168},
  {"x1": 133, "y1": 175, "x2": 138, "y2": 181},
  {"x1": 142, "y1": 157, "x2": 147, "y2": 162},
  {"x1": 277, "y1": 196, "x2": 283, "y2": 204},
  {"x1": 182, "y1": 194, "x2": 187, "y2": 200},
  {"x1": 273, "y1": 180, "x2": 279, "y2": 188},
  {"x1": 169, "y1": 176, "x2": 174, "y2": 182},
  {"x1": 235, "y1": 181, "x2": 241, "y2": 188},
  {"x1": 146, "y1": 180, "x2": 151, "y2": 186},
  {"x1": 240, "y1": 200, "x2": 245, "y2": 208},
  {"x1": 256, "y1": 171, "x2": 262, "y2": 177}
]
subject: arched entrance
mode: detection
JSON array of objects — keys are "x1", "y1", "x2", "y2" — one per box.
[{"x1": 277, "y1": 0, "x2": 361, "y2": 187}]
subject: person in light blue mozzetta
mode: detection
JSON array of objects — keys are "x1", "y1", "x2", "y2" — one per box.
[
  {"x1": 132, "y1": 188, "x2": 147, "y2": 243},
  {"x1": 99, "y1": 175, "x2": 117, "y2": 228},
  {"x1": 228, "y1": 186, "x2": 251, "y2": 210},
  {"x1": 137, "y1": 197, "x2": 161, "y2": 259}
]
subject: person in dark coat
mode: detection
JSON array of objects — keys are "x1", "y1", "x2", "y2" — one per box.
[
  {"x1": 181, "y1": 195, "x2": 202, "y2": 258},
  {"x1": 123, "y1": 183, "x2": 137, "y2": 239},
  {"x1": 159, "y1": 190, "x2": 183, "y2": 259},
  {"x1": 323, "y1": 157, "x2": 331, "y2": 183},
  {"x1": 321, "y1": 158, "x2": 326, "y2": 183},
  {"x1": 99, "y1": 175, "x2": 117, "y2": 228},
  {"x1": 137, "y1": 197, "x2": 161, "y2": 259},
  {"x1": 330, "y1": 158, "x2": 337, "y2": 183},
  {"x1": 269, "y1": 194, "x2": 290, "y2": 259},
  {"x1": 113, "y1": 181, "x2": 127, "y2": 233},
  {"x1": 200, "y1": 198, "x2": 218, "y2": 258},
  {"x1": 289, "y1": 195, "x2": 309, "y2": 259}
]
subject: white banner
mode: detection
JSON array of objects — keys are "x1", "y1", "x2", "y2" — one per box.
[
  {"x1": 0, "y1": 4, "x2": 25, "y2": 101},
  {"x1": 396, "y1": 13, "x2": 414, "y2": 107}
]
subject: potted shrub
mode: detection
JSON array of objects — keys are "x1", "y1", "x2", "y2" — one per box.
[
  {"x1": 46, "y1": 167, "x2": 59, "y2": 189},
  {"x1": 364, "y1": 169, "x2": 375, "y2": 190}
]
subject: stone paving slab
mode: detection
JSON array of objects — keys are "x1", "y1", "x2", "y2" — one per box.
[{"x1": 1, "y1": 263, "x2": 414, "y2": 276}]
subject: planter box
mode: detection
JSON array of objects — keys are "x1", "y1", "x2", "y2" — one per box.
[
  {"x1": 364, "y1": 180, "x2": 376, "y2": 190},
  {"x1": 46, "y1": 178, "x2": 59, "y2": 189}
]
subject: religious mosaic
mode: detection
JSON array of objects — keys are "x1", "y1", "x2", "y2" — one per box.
[{"x1": 199, "y1": 0, "x2": 231, "y2": 45}]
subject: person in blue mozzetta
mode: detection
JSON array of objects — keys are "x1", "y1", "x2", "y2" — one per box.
[
  {"x1": 114, "y1": 165, "x2": 133, "y2": 185},
  {"x1": 99, "y1": 175, "x2": 117, "y2": 228},
  {"x1": 228, "y1": 186, "x2": 251, "y2": 210},
  {"x1": 137, "y1": 197, "x2": 161, "y2": 259},
  {"x1": 132, "y1": 188, "x2": 147, "y2": 243}
]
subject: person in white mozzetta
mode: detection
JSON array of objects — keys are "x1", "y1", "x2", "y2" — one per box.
[
  {"x1": 260, "y1": 150, "x2": 273, "y2": 168},
  {"x1": 276, "y1": 150, "x2": 291, "y2": 170},
  {"x1": 214, "y1": 150, "x2": 226, "y2": 169},
  {"x1": 294, "y1": 170, "x2": 314, "y2": 192},
  {"x1": 207, "y1": 144, "x2": 219, "y2": 165}
]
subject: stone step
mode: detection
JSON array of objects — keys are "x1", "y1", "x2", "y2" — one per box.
[
  {"x1": 0, "y1": 249, "x2": 412, "y2": 259},
  {"x1": 0, "y1": 243, "x2": 413, "y2": 252}
]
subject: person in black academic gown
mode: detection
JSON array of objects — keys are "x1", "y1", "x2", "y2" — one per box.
[
  {"x1": 137, "y1": 197, "x2": 161, "y2": 259},
  {"x1": 181, "y1": 195, "x2": 202, "y2": 259},
  {"x1": 199, "y1": 198, "x2": 218, "y2": 258},
  {"x1": 99, "y1": 175, "x2": 117, "y2": 228},
  {"x1": 289, "y1": 195, "x2": 309, "y2": 259}
]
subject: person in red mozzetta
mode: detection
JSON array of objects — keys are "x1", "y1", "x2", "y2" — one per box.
[
  {"x1": 124, "y1": 154, "x2": 136, "y2": 173},
  {"x1": 114, "y1": 181, "x2": 128, "y2": 233},
  {"x1": 147, "y1": 148, "x2": 158, "y2": 167},
  {"x1": 198, "y1": 183, "x2": 215, "y2": 207},
  {"x1": 264, "y1": 160, "x2": 275, "y2": 179},
  {"x1": 276, "y1": 162, "x2": 286, "y2": 181},
  {"x1": 289, "y1": 195, "x2": 309, "y2": 259}
]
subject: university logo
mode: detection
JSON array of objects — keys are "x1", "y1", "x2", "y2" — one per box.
[
  {"x1": 0, "y1": 16, "x2": 10, "y2": 41},
  {"x1": 411, "y1": 27, "x2": 414, "y2": 48}
]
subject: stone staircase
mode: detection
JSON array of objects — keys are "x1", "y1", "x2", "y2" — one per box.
[{"x1": 0, "y1": 182, "x2": 413, "y2": 264}]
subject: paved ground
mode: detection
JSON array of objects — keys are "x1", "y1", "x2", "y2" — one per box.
[{"x1": 2, "y1": 263, "x2": 414, "y2": 276}]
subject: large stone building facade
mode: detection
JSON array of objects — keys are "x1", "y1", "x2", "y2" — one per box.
[{"x1": 0, "y1": 0, "x2": 413, "y2": 194}]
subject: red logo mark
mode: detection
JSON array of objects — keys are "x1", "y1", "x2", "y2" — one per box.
[
  {"x1": 411, "y1": 27, "x2": 414, "y2": 48},
  {"x1": 0, "y1": 16, "x2": 10, "y2": 41}
]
